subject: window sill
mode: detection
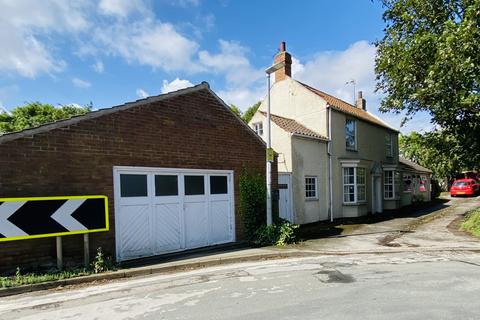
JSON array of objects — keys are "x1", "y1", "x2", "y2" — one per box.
[
  {"x1": 346, "y1": 148, "x2": 358, "y2": 152},
  {"x1": 342, "y1": 202, "x2": 367, "y2": 206},
  {"x1": 305, "y1": 198, "x2": 319, "y2": 201}
]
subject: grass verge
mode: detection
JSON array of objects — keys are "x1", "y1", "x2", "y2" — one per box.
[
  {"x1": 0, "y1": 247, "x2": 116, "y2": 288},
  {"x1": 460, "y1": 208, "x2": 480, "y2": 238},
  {"x1": 0, "y1": 267, "x2": 91, "y2": 288}
]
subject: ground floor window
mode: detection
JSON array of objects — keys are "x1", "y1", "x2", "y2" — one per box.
[
  {"x1": 419, "y1": 175, "x2": 427, "y2": 192},
  {"x1": 403, "y1": 174, "x2": 412, "y2": 192},
  {"x1": 305, "y1": 176, "x2": 318, "y2": 199},
  {"x1": 384, "y1": 170, "x2": 400, "y2": 199},
  {"x1": 343, "y1": 167, "x2": 366, "y2": 203}
]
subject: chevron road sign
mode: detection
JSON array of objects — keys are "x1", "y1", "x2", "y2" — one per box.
[{"x1": 0, "y1": 195, "x2": 109, "y2": 242}]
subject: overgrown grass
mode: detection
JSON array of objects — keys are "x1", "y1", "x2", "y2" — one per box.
[
  {"x1": 461, "y1": 208, "x2": 480, "y2": 237},
  {"x1": 0, "y1": 267, "x2": 91, "y2": 288},
  {"x1": 0, "y1": 247, "x2": 116, "y2": 288}
]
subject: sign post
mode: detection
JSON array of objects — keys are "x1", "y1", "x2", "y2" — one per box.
[
  {"x1": 84, "y1": 233, "x2": 90, "y2": 267},
  {"x1": 56, "y1": 236, "x2": 63, "y2": 270}
]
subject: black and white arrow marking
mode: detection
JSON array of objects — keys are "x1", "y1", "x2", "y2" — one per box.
[
  {"x1": 51, "y1": 200, "x2": 88, "y2": 232},
  {"x1": 0, "y1": 197, "x2": 107, "y2": 239},
  {"x1": 0, "y1": 201, "x2": 29, "y2": 238}
]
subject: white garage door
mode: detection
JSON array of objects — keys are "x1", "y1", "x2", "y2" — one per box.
[{"x1": 114, "y1": 167, "x2": 234, "y2": 261}]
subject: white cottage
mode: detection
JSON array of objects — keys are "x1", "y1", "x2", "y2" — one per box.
[{"x1": 250, "y1": 42, "x2": 431, "y2": 224}]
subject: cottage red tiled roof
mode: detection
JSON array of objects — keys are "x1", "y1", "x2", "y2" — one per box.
[
  {"x1": 298, "y1": 81, "x2": 398, "y2": 132},
  {"x1": 259, "y1": 111, "x2": 328, "y2": 141}
]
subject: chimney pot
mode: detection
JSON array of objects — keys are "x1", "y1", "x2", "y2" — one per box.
[
  {"x1": 356, "y1": 91, "x2": 367, "y2": 110},
  {"x1": 273, "y1": 41, "x2": 292, "y2": 82}
]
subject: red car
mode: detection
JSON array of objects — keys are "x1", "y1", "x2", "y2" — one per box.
[{"x1": 450, "y1": 179, "x2": 479, "y2": 197}]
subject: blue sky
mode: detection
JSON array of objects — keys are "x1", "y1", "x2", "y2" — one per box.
[{"x1": 0, "y1": 0, "x2": 432, "y2": 133}]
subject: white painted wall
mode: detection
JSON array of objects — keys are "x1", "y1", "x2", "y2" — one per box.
[
  {"x1": 291, "y1": 136, "x2": 329, "y2": 224},
  {"x1": 249, "y1": 112, "x2": 293, "y2": 173},
  {"x1": 258, "y1": 78, "x2": 328, "y2": 137},
  {"x1": 252, "y1": 76, "x2": 408, "y2": 221}
]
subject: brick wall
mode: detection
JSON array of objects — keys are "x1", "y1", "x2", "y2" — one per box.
[{"x1": 0, "y1": 88, "x2": 275, "y2": 273}]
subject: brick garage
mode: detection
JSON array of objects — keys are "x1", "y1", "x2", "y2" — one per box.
[{"x1": 0, "y1": 82, "x2": 276, "y2": 272}]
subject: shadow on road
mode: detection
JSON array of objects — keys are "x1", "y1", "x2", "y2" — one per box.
[
  {"x1": 119, "y1": 242, "x2": 250, "y2": 269},
  {"x1": 298, "y1": 198, "x2": 450, "y2": 241}
]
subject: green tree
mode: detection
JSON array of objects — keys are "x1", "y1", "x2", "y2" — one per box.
[
  {"x1": 0, "y1": 102, "x2": 91, "y2": 134},
  {"x1": 229, "y1": 104, "x2": 242, "y2": 118},
  {"x1": 399, "y1": 130, "x2": 465, "y2": 181},
  {"x1": 239, "y1": 168, "x2": 266, "y2": 241},
  {"x1": 375, "y1": 0, "x2": 480, "y2": 167},
  {"x1": 242, "y1": 101, "x2": 261, "y2": 123}
]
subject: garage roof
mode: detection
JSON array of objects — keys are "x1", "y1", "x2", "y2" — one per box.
[{"x1": 0, "y1": 82, "x2": 264, "y2": 145}]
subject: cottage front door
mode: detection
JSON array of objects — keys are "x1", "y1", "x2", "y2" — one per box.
[{"x1": 372, "y1": 175, "x2": 383, "y2": 213}]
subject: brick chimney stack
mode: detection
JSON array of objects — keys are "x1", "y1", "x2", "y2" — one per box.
[
  {"x1": 356, "y1": 91, "x2": 366, "y2": 110},
  {"x1": 274, "y1": 41, "x2": 292, "y2": 82}
]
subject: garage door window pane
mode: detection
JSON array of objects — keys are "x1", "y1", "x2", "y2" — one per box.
[
  {"x1": 155, "y1": 175, "x2": 178, "y2": 196},
  {"x1": 210, "y1": 176, "x2": 228, "y2": 194},
  {"x1": 185, "y1": 176, "x2": 205, "y2": 195},
  {"x1": 120, "y1": 174, "x2": 147, "y2": 197}
]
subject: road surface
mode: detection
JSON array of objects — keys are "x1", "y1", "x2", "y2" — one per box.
[
  {"x1": 1, "y1": 251, "x2": 480, "y2": 320},
  {"x1": 1, "y1": 196, "x2": 479, "y2": 319}
]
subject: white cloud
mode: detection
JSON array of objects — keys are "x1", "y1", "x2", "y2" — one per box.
[
  {"x1": 170, "y1": 0, "x2": 201, "y2": 7},
  {"x1": 72, "y1": 77, "x2": 91, "y2": 88},
  {"x1": 217, "y1": 86, "x2": 264, "y2": 110},
  {"x1": 92, "y1": 60, "x2": 104, "y2": 73},
  {"x1": 98, "y1": 0, "x2": 149, "y2": 18},
  {"x1": 199, "y1": 40, "x2": 264, "y2": 109},
  {"x1": 94, "y1": 20, "x2": 200, "y2": 72},
  {"x1": 161, "y1": 78, "x2": 194, "y2": 93},
  {"x1": 0, "y1": 0, "x2": 89, "y2": 78},
  {"x1": 0, "y1": 102, "x2": 11, "y2": 115},
  {"x1": 136, "y1": 88, "x2": 149, "y2": 98},
  {"x1": 199, "y1": 40, "x2": 262, "y2": 86},
  {"x1": 294, "y1": 41, "x2": 376, "y2": 104},
  {"x1": 288, "y1": 40, "x2": 432, "y2": 133},
  {"x1": 291, "y1": 56, "x2": 305, "y2": 77}
]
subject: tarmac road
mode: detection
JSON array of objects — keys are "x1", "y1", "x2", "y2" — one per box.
[{"x1": 1, "y1": 251, "x2": 480, "y2": 320}]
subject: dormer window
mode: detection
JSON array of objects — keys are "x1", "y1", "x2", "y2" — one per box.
[
  {"x1": 345, "y1": 119, "x2": 357, "y2": 150},
  {"x1": 253, "y1": 122, "x2": 263, "y2": 136}
]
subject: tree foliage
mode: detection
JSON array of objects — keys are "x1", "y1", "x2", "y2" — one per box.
[
  {"x1": 229, "y1": 101, "x2": 262, "y2": 124},
  {"x1": 0, "y1": 102, "x2": 91, "y2": 134},
  {"x1": 239, "y1": 168, "x2": 266, "y2": 241},
  {"x1": 399, "y1": 130, "x2": 467, "y2": 180},
  {"x1": 242, "y1": 101, "x2": 261, "y2": 124},
  {"x1": 376, "y1": 0, "x2": 480, "y2": 161},
  {"x1": 229, "y1": 104, "x2": 242, "y2": 118}
]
